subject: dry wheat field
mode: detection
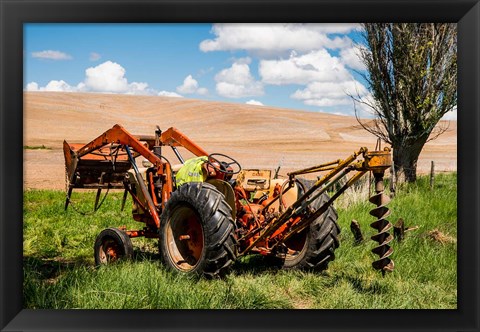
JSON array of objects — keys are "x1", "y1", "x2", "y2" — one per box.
[{"x1": 23, "y1": 92, "x2": 457, "y2": 190}]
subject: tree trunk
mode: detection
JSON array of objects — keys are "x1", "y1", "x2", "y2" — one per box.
[{"x1": 392, "y1": 137, "x2": 428, "y2": 183}]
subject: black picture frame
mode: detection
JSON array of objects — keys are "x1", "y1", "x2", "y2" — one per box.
[{"x1": 1, "y1": 0, "x2": 479, "y2": 331}]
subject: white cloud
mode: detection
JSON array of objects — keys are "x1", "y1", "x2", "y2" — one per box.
[
  {"x1": 200, "y1": 24, "x2": 356, "y2": 55},
  {"x1": 259, "y1": 49, "x2": 351, "y2": 85},
  {"x1": 84, "y1": 61, "x2": 129, "y2": 92},
  {"x1": 76, "y1": 82, "x2": 86, "y2": 92},
  {"x1": 24, "y1": 61, "x2": 154, "y2": 95},
  {"x1": 291, "y1": 77, "x2": 369, "y2": 109},
  {"x1": 258, "y1": 47, "x2": 371, "y2": 113},
  {"x1": 31, "y1": 50, "x2": 72, "y2": 60},
  {"x1": 158, "y1": 90, "x2": 183, "y2": 98},
  {"x1": 350, "y1": 93, "x2": 378, "y2": 118},
  {"x1": 25, "y1": 80, "x2": 76, "y2": 92},
  {"x1": 198, "y1": 23, "x2": 370, "y2": 115},
  {"x1": 196, "y1": 87, "x2": 208, "y2": 95},
  {"x1": 26, "y1": 80, "x2": 87, "y2": 93},
  {"x1": 177, "y1": 75, "x2": 198, "y2": 94},
  {"x1": 25, "y1": 82, "x2": 39, "y2": 91},
  {"x1": 246, "y1": 99, "x2": 264, "y2": 106},
  {"x1": 306, "y1": 23, "x2": 362, "y2": 34},
  {"x1": 304, "y1": 98, "x2": 352, "y2": 107},
  {"x1": 215, "y1": 61, "x2": 263, "y2": 98},
  {"x1": 89, "y1": 52, "x2": 101, "y2": 61},
  {"x1": 176, "y1": 75, "x2": 208, "y2": 95},
  {"x1": 442, "y1": 107, "x2": 457, "y2": 121},
  {"x1": 82, "y1": 61, "x2": 154, "y2": 95},
  {"x1": 339, "y1": 46, "x2": 366, "y2": 71},
  {"x1": 126, "y1": 82, "x2": 154, "y2": 95},
  {"x1": 43, "y1": 80, "x2": 75, "y2": 92},
  {"x1": 232, "y1": 57, "x2": 252, "y2": 65},
  {"x1": 292, "y1": 80, "x2": 368, "y2": 101}
]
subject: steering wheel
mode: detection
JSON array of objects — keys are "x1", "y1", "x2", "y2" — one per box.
[{"x1": 207, "y1": 153, "x2": 242, "y2": 175}]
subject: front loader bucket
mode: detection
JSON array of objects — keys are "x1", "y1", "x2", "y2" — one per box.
[
  {"x1": 63, "y1": 140, "x2": 132, "y2": 210},
  {"x1": 63, "y1": 140, "x2": 132, "y2": 188}
]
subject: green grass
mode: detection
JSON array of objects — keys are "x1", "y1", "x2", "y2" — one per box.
[
  {"x1": 23, "y1": 173, "x2": 457, "y2": 309},
  {"x1": 23, "y1": 144, "x2": 51, "y2": 150}
]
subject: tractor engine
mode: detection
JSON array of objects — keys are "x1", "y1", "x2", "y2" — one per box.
[{"x1": 233, "y1": 169, "x2": 298, "y2": 251}]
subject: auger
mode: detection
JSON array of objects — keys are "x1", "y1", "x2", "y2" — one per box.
[{"x1": 369, "y1": 172, "x2": 395, "y2": 275}]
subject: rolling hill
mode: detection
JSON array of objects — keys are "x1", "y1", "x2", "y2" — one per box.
[{"x1": 23, "y1": 92, "x2": 457, "y2": 189}]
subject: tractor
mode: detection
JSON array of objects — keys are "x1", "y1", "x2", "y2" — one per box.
[{"x1": 64, "y1": 124, "x2": 394, "y2": 277}]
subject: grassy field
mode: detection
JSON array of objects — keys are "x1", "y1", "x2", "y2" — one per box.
[
  {"x1": 23, "y1": 173, "x2": 457, "y2": 309},
  {"x1": 23, "y1": 144, "x2": 51, "y2": 150}
]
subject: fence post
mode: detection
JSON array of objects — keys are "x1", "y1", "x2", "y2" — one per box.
[
  {"x1": 350, "y1": 220, "x2": 364, "y2": 244},
  {"x1": 430, "y1": 161, "x2": 435, "y2": 190}
]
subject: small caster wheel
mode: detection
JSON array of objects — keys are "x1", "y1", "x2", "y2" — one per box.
[{"x1": 94, "y1": 228, "x2": 133, "y2": 265}]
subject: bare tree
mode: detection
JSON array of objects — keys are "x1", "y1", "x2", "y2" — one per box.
[{"x1": 353, "y1": 23, "x2": 457, "y2": 182}]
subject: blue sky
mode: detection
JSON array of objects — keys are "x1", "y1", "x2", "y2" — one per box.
[{"x1": 24, "y1": 23, "x2": 456, "y2": 119}]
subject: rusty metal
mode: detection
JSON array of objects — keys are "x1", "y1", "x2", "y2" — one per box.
[
  {"x1": 120, "y1": 189, "x2": 128, "y2": 211},
  {"x1": 238, "y1": 147, "x2": 388, "y2": 257},
  {"x1": 275, "y1": 170, "x2": 366, "y2": 246},
  {"x1": 63, "y1": 141, "x2": 128, "y2": 202},
  {"x1": 287, "y1": 159, "x2": 342, "y2": 175},
  {"x1": 159, "y1": 127, "x2": 209, "y2": 157},
  {"x1": 124, "y1": 229, "x2": 159, "y2": 238},
  {"x1": 125, "y1": 145, "x2": 162, "y2": 229},
  {"x1": 65, "y1": 124, "x2": 398, "y2": 276},
  {"x1": 64, "y1": 124, "x2": 211, "y2": 241},
  {"x1": 369, "y1": 172, "x2": 395, "y2": 275}
]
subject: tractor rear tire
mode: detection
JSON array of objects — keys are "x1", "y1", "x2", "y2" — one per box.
[
  {"x1": 94, "y1": 228, "x2": 133, "y2": 265},
  {"x1": 159, "y1": 182, "x2": 237, "y2": 278},
  {"x1": 277, "y1": 179, "x2": 340, "y2": 271}
]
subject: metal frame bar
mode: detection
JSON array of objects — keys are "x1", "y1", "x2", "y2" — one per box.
[
  {"x1": 125, "y1": 145, "x2": 162, "y2": 229},
  {"x1": 238, "y1": 146, "x2": 394, "y2": 256}
]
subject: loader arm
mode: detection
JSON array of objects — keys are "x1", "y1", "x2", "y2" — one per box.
[
  {"x1": 64, "y1": 124, "x2": 211, "y2": 230},
  {"x1": 160, "y1": 127, "x2": 209, "y2": 157},
  {"x1": 132, "y1": 127, "x2": 209, "y2": 158},
  {"x1": 75, "y1": 124, "x2": 163, "y2": 167},
  {"x1": 67, "y1": 124, "x2": 168, "y2": 228}
]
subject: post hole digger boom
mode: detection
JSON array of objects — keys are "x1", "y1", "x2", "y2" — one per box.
[{"x1": 64, "y1": 124, "x2": 394, "y2": 277}]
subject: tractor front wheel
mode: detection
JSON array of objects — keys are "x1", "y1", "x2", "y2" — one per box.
[
  {"x1": 159, "y1": 182, "x2": 237, "y2": 278},
  {"x1": 94, "y1": 228, "x2": 133, "y2": 265}
]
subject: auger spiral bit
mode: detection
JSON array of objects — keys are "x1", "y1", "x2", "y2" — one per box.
[{"x1": 369, "y1": 172, "x2": 394, "y2": 275}]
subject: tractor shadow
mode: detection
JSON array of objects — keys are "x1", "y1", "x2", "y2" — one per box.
[
  {"x1": 23, "y1": 255, "x2": 92, "y2": 283},
  {"x1": 23, "y1": 251, "x2": 280, "y2": 281},
  {"x1": 230, "y1": 254, "x2": 284, "y2": 276},
  {"x1": 23, "y1": 247, "x2": 160, "y2": 282}
]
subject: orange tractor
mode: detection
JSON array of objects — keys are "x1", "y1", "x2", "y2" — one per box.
[{"x1": 64, "y1": 124, "x2": 394, "y2": 277}]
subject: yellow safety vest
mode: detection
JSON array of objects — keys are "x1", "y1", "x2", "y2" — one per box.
[{"x1": 175, "y1": 156, "x2": 208, "y2": 187}]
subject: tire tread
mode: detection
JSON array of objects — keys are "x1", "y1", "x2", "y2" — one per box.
[{"x1": 159, "y1": 182, "x2": 237, "y2": 278}]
